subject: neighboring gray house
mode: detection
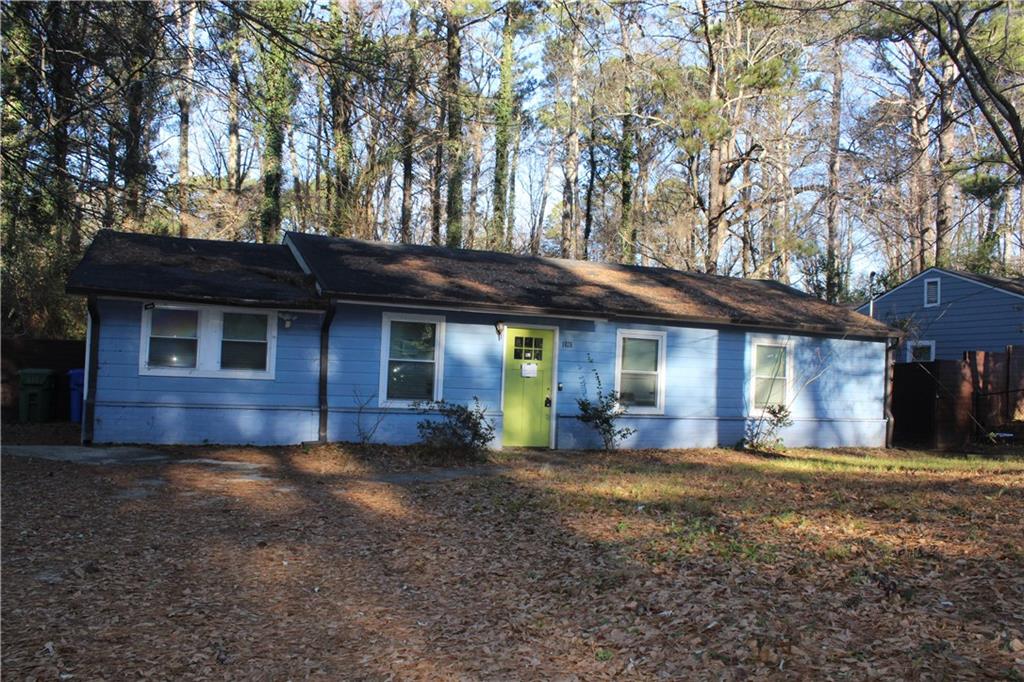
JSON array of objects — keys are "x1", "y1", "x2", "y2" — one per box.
[{"x1": 858, "y1": 267, "x2": 1024, "y2": 362}]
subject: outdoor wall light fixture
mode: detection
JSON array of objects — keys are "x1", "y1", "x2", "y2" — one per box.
[
  {"x1": 279, "y1": 313, "x2": 298, "y2": 329},
  {"x1": 494, "y1": 320, "x2": 506, "y2": 338}
]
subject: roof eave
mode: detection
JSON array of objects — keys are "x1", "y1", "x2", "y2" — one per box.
[
  {"x1": 323, "y1": 291, "x2": 897, "y2": 340},
  {"x1": 65, "y1": 285, "x2": 322, "y2": 310}
]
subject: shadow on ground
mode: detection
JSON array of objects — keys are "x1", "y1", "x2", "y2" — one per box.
[{"x1": 2, "y1": 444, "x2": 1022, "y2": 679}]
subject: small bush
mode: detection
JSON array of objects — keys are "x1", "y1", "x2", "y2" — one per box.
[
  {"x1": 414, "y1": 398, "x2": 495, "y2": 461},
  {"x1": 742, "y1": 403, "x2": 793, "y2": 453},
  {"x1": 576, "y1": 368, "x2": 636, "y2": 450}
]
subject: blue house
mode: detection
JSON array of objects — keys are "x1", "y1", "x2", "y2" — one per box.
[
  {"x1": 68, "y1": 230, "x2": 895, "y2": 449},
  {"x1": 858, "y1": 267, "x2": 1024, "y2": 362}
]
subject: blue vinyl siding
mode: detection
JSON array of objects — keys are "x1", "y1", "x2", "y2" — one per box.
[
  {"x1": 326, "y1": 304, "x2": 886, "y2": 449},
  {"x1": 92, "y1": 298, "x2": 887, "y2": 448},
  {"x1": 859, "y1": 270, "x2": 1024, "y2": 361},
  {"x1": 92, "y1": 298, "x2": 321, "y2": 444}
]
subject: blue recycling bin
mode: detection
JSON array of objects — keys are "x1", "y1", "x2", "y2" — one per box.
[{"x1": 68, "y1": 368, "x2": 85, "y2": 423}]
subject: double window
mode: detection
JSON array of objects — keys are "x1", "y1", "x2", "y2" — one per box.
[
  {"x1": 752, "y1": 343, "x2": 788, "y2": 410},
  {"x1": 615, "y1": 330, "x2": 666, "y2": 414},
  {"x1": 379, "y1": 313, "x2": 444, "y2": 404},
  {"x1": 141, "y1": 304, "x2": 276, "y2": 379}
]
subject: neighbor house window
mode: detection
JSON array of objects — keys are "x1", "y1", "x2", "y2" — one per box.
[
  {"x1": 379, "y1": 313, "x2": 444, "y2": 404},
  {"x1": 141, "y1": 304, "x2": 277, "y2": 379},
  {"x1": 924, "y1": 278, "x2": 940, "y2": 307},
  {"x1": 753, "y1": 344, "x2": 787, "y2": 410},
  {"x1": 615, "y1": 330, "x2": 666, "y2": 414},
  {"x1": 907, "y1": 340, "x2": 935, "y2": 363}
]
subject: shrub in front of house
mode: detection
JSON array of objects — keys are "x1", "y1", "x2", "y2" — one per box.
[
  {"x1": 575, "y1": 368, "x2": 636, "y2": 450},
  {"x1": 742, "y1": 403, "x2": 794, "y2": 453},
  {"x1": 414, "y1": 398, "x2": 495, "y2": 462}
]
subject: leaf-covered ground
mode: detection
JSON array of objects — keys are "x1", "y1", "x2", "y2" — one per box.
[{"x1": 3, "y1": 444, "x2": 1023, "y2": 679}]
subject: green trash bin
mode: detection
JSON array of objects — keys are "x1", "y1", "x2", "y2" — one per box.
[{"x1": 18, "y1": 368, "x2": 55, "y2": 423}]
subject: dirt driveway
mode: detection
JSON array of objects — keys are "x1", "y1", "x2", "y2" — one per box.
[{"x1": 2, "y1": 444, "x2": 1023, "y2": 679}]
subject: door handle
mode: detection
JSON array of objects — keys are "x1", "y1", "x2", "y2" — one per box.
[{"x1": 544, "y1": 396, "x2": 552, "y2": 408}]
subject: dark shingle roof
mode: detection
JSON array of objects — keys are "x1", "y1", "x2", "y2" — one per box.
[
  {"x1": 67, "y1": 230, "x2": 319, "y2": 308},
  {"x1": 286, "y1": 232, "x2": 894, "y2": 338}
]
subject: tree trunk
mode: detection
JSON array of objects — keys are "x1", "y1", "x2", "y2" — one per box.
[
  {"x1": 466, "y1": 115, "x2": 484, "y2": 249},
  {"x1": 444, "y1": 7, "x2": 464, "y2": 248},
  {"x1": 490, "y1": 1, "x2": 517, "y2": 250},
  {"x1": 288, "y1": 123, "x2": 304, "y2": 230},
  {"x1": 582, "y1": 102, "x2": 598, "y2": 260},
  {"x1": 560, "y1": 4, "x2": 581, "y2": 259},
  {"x1": 618, "y1": 12, "x2": 635, "y2": 264},
  {"x1": 705, "y1": 138, "x2": 730, "y2": 274},
  {"x1": 46, "y1": 2, "x2": 75, "y2": 244},
  {"x1": 531, "y1": 143, "x2": 556, "y2": 256},
  {"x1": 177, "y1": 0, "x2": 196, "y2": 237},
  {"x1": 399, "y1": 4, "x2": 419, "y2": 244},
  {"x1": 122, "y1": 5, "x2": 157, "y2": 225},
  {"x1": 909, "y1": 31, "x2": 933, "y2": 273},
  {"x1": 227, "y1": 5, "x2": 242, "y2": 195},
  {"x1": 330, "y1": 0, "x2": 356, "y2": 236},
  {"x1": 825, "y1": 46, "x2": 843, "y2": 303},
  {"x1": 935, "y1": 55, "x2": 956, "y2": 266},
  {"x1": 103, "y1": 124, "x2": 117, "y2": 229},
  {"x1": 430, "y1": 96, "x2": 445, "y2": 246},
  {"x1": 503, "y1": 111, "x2": 520, "y2": 249},
  {"x1": 260, "y1": 126, "x2": 284, "y2": 243}
]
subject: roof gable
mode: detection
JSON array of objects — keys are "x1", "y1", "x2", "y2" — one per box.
[{"x1": 285, "y1": 232, "x2": 893, "y2": 338}]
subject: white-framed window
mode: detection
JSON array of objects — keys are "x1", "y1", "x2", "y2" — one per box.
[
  {"x1": 751, "y1": 342, "x2": 789, "y2": 410},
  {"x1": 924, "y1": 278, "x2": 940, "y2": 307},
  {"x1": 379, "y1": 312, "x2": 445, "y2": 405},
  {"x1": 614, "y1": 329, "x2": 667, "y2": 415},
  {"x1": 906, "y1": 340, "x2": 935, "y2": 363},
  {"x1": 140, "y1": 302, "x2": 278, "y2": 379}
]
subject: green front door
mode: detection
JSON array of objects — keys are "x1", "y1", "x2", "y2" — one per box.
[{"x1": 503, "y1": 327, "x2": 554, "y2": 447}]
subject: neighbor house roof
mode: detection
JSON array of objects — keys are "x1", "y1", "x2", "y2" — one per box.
[
  {"x1": 285, "y1": 232, "x2": 894, "y2": 338},
  {"x1": 944, "y1": 268, "x2": 1024, "y2": 297},
  {"x1": 67, "y1": 230, "x2": 319, "y2": 308}
]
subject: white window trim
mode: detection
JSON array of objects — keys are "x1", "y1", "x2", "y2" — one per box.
[
  {"x1": 378, "y1": 312, "x2": 446, "y2": 407},
  {"x1": 139, "y1": 302, "x2": 278, "y2": 380},
  {"x1": 748, "y1": 336, "x2": 794, "y2": 415},
  {"x1": 923, "y1": 277, "x2": 941, "y2": 307},
  {"x1": 906, "y1": 340, "x2": 935, "y2": 363},
  {"x1": 614, "y1": 329, "x2": 667, "y2": 416}
]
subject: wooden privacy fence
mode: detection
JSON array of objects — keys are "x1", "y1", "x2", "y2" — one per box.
[{"x1": 892, "y1": 346, "x2": 1024, "y2": 449}]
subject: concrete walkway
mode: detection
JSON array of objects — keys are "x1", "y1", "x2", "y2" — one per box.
[
  {"x1": 3, "y1": 445, "x2": 169, "y2": 465},
  {"x1": 3, "y1": 444, "x2": 508, "y2": 485}
]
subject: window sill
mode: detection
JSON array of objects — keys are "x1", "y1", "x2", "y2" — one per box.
[
  {"x1": 619, "y1": 406, "x2": 664, "y2": 416},
  {"x1": 140, "y1": 366, "x2": 276, "y2": 380}
]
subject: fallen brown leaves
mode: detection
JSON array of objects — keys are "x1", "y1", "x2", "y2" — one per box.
[{"x1": 2, "y1": 445, "x2": 1023, "y2": 679}]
